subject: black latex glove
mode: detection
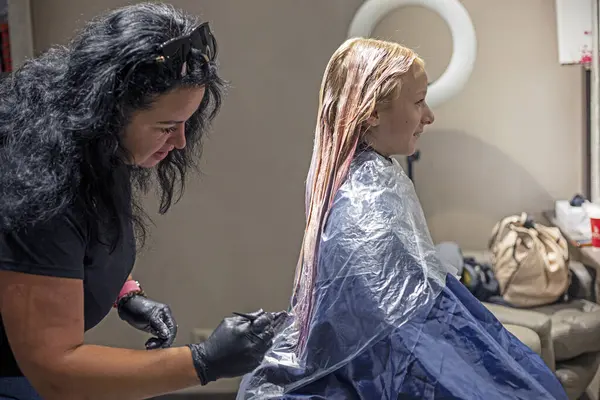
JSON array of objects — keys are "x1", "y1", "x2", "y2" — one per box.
[
  {"x1": 117, "y1": 294, "x2": 178, "y2": 349},
  {"x1": 187, "y1": 310, "x2": 286, "y2": 385}
]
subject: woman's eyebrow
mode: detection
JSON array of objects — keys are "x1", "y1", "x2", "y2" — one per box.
[{"x1": 156, "y1": 119, "x2": 185, "y2": 124}]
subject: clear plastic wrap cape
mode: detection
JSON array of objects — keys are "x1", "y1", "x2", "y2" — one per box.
[{"x1": 237, "y1": 150, "x2": 567, "y2": 400}]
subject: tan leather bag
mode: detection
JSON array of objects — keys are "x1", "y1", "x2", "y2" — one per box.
[{"x1": 488, "y1": 213, "x2": 570, "y2": 307}]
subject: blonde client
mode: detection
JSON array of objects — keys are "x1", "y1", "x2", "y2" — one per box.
[{"x1": 238, "y1": 38, "x2": 567, "y2": 399}]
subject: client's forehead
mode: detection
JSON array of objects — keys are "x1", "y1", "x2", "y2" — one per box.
[{"x1": 400, "y1": 64, "x2": 428, "y2": 96}]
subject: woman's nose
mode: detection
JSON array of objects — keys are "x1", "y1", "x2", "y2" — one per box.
[{"x1": 168, "y1": 126, "x2": 186, "y2": 149}]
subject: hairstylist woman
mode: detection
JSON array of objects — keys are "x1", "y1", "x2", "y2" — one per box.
[{"x1": 0, "y1": 3, "x2": 280, "y2": 399}]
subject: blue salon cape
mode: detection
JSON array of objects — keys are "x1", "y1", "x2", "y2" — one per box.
[{"x1": 237, "y1": 151, "x2": 567, "y2": 400}]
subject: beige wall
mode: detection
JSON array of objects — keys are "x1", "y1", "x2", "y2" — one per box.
[{"x1": 30, "y1": 0, "x2": 584, "y2": 358}]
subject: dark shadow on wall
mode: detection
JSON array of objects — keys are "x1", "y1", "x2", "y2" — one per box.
[{"x1": 407, "y1": 129, "x2": 555, "y2": 249}]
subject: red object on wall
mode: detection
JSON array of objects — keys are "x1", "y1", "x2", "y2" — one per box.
[{"x1": 0, "y1": 23, "x2": 11, "y2": 72}]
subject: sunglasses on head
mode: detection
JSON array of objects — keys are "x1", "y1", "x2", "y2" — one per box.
[
  {"x1": 121, "y1": 22, "x2": 217, "y2": 85},
  {"x1": 155, "y1": 22, "x2": 218, "y2": 78}
]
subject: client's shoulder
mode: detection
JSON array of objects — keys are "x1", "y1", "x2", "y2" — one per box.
[{"x1": 341, "y1": 151, "x2": 407, "y2": 200}]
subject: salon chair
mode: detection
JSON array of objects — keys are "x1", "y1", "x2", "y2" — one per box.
[{"x1": 464, "y1": 250, "x2": 600, "y2": 400}]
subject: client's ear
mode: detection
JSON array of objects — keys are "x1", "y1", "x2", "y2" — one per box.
[{"x1": 366, "y1": 111, "x2": 380, "y2": 127}]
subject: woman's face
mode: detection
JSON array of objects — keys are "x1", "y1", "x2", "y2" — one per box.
[
  {"x1": 367, "y1": 64, "x2": 435, "y2": 157},
  {"x1": 121, "y1": 86, "x2": 206, "y2": 168}
]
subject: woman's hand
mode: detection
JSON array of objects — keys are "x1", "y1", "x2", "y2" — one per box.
[
  {"x1": 117, "y1": 295, "x2": 178, "y2": 349},
  {"x1": 187, "y1": 310, "x2": 281, "y2": 385}
]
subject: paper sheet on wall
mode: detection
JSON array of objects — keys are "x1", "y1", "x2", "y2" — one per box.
[{"x1": 555, "y1": 0, "x2": 593, "y2": 65}]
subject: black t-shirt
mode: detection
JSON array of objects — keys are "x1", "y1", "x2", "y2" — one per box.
[{"x1": 0, "y1": 186, "x2": 136, "y2": 376}]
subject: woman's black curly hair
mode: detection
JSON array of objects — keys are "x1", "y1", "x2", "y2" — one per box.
[{"x1": 0, "y1": 3, "x2": 225, "y2": 249}]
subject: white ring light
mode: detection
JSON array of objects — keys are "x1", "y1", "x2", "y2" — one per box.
[{"x1": 348, "y1": 0, "x2": 477, "y2": 109}]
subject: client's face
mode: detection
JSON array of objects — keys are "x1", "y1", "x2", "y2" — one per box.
[
  {"x1": 121, "y1": 86, "x2": 206, "y2": 168},
  {"x1": 368, "y1": 64, "x2": 435, "y2": 156}
]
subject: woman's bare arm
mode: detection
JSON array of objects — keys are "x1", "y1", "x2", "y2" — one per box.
[{"x1": 0, "y1": 270, "x2": 199, "y2": 400}]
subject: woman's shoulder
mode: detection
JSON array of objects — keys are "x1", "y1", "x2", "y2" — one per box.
[
  {"x1": 3, "y1": 198, "x2": 89, "y2": 242},
  {"x1": 0, "y1": 164, "x2": 81, "y2": 235},
  {"x1": 0, "y1": 197, "x2": 90, "y2": 279}
]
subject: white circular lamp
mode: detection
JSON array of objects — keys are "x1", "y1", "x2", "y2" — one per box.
[{"x1": 348, "y1": 0, "x2": 477, "y2": 109}]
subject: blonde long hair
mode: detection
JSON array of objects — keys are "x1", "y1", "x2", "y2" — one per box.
[{"x1": 292, "y1": 38, "x2": 423, "y2": 351}]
